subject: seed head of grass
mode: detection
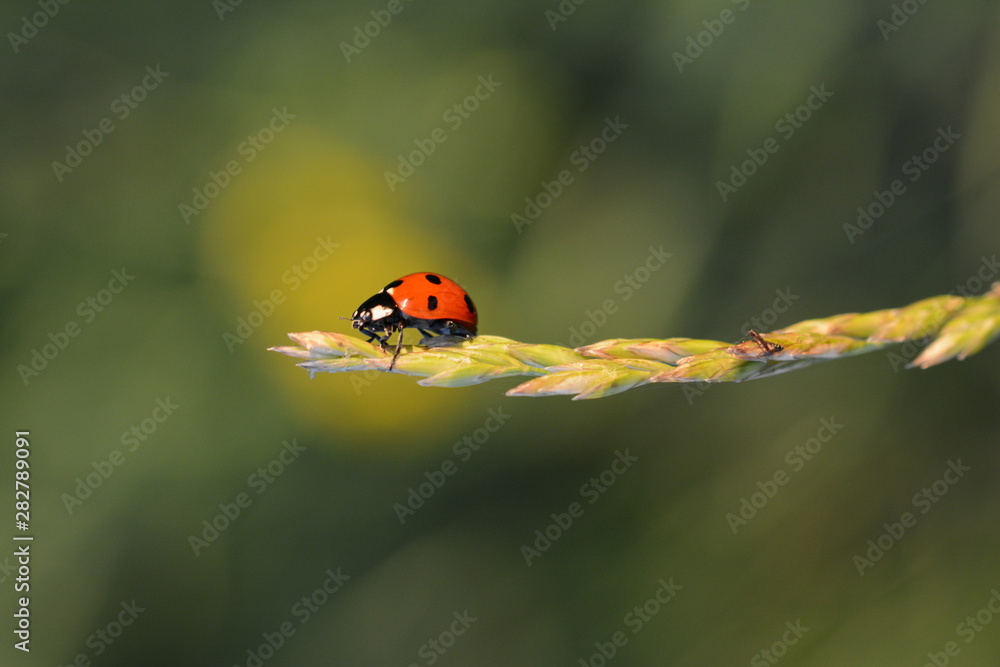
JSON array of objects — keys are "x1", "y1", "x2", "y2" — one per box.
[{"x1": 269, "y1": 285, "x2": 1000, "y2": 399}]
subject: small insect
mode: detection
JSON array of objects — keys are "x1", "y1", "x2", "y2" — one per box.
[
  {"x1": 747, "y1": 329, "x2": 783, "y2": 356},
  {"x1": 350, "y1": 272, "x2": 478, "y2": 369}
]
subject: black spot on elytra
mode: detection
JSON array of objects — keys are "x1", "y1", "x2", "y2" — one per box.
[
  {"x1": 384, "y1": 279, "x2": 403, "y2": 290},
  {"x1": 427, "y1": 295, "x2": 438, "y2": 311},
  {"x1": 464, "y1": 294, "x2": 476, "y2": 314},
  {"x1": 424, "y1": 274, "x2": 442, "y2": 284}
]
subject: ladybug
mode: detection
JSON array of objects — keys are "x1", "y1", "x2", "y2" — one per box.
[{"x1": 350, "y1": 272, "x2": 478, "y2": 369}]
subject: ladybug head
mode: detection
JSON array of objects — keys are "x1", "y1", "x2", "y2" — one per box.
[{"x1": 351, "y1": 291, "x2": 400, "y2": 331}]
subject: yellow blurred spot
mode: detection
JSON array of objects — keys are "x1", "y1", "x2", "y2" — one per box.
[{"x1": 200, "y1": 129, "x2": 485, "y2": 453}]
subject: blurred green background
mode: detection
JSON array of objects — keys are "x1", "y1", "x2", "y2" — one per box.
[{"x1": 3, "y1": 0, "x2": 1000, "y2": 664}]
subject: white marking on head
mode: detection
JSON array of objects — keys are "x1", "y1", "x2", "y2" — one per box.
[{"x1": 369, "y1": 305, "x2": 394, "y2": 320}]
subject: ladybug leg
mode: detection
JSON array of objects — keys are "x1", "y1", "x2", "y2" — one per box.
[
  {"x1": 389, "y1": 325, "x2": 406, "y2": 370},
  {"x1": 417, "y1": 328, "x2": 435, "y2": 339},
  {"x1": 357, "y1": 325, "x2": 393, "y2": 352}
]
